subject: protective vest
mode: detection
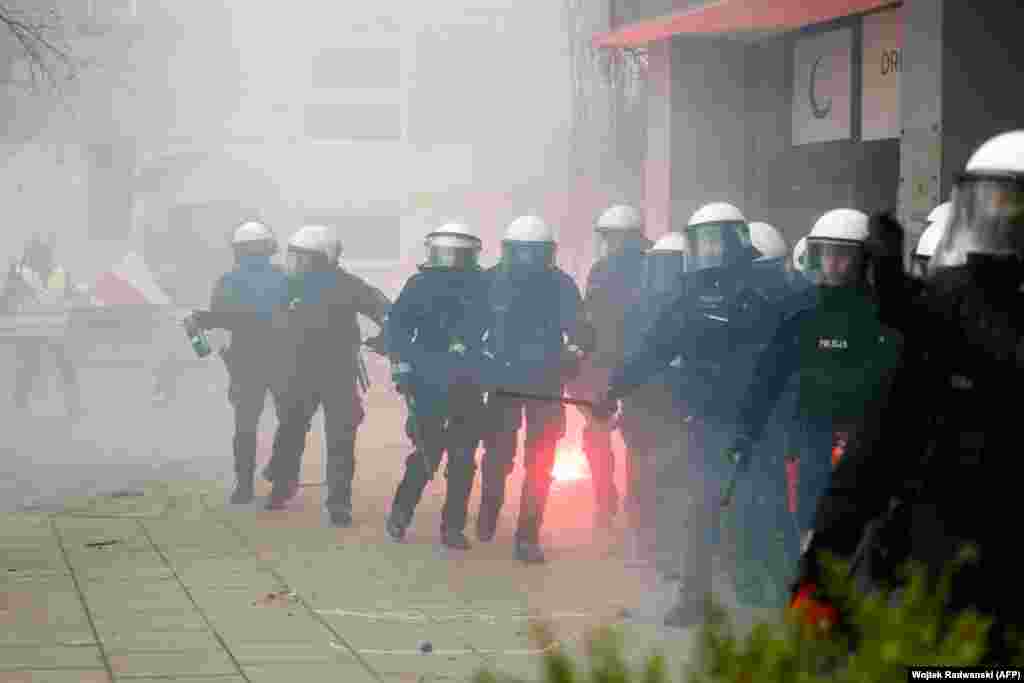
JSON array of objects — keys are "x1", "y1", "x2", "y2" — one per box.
[
  {"x1": 795, "y1": 288, "x2": 903, "y2": 422},
  {"x1": 486, "y1": 265, "x2": 582, "y2": 392},
  {"x1": 387, "y1": 267, "x2": 491, "y2": 394},
  {"x1": 678, "y1": 267, "x2": 778, "y2": 422}
]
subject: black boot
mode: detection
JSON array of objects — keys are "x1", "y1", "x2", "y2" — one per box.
[
  {"x1": 514, "y1": 469, "x2": 553, "y2": 565},
  {"x1": 386, "y1": 512, "x2": 408, "y2": 542},
  {"x1": 230, "y1": 478, "x2": 255, "y2": 505},
  {"x1": 441, "y1": 528, "x2": 472, "y2": 550},
  {"x1": 230, "y1": 433, "x2": 257, "y2": 504},
  {"x1": 477, "y1": 446, "x2": 510, "y2": 542},
  {"x1": 387, "y1": 450, "x2": 433, "y2": 542},
  {"x1": 440, "y1": 453, "x2": 476, "y2": 550}
]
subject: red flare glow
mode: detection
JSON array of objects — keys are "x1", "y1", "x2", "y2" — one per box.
[{"x1": 552, "y1": 444, "x2": 590, "y2": 483}]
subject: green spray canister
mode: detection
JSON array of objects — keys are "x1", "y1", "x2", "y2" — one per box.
[{"x1": 183, "y1": 312, "x2": 212, "y2": 359}]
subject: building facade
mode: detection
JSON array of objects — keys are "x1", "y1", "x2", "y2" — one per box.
[{"x1": 593, "y1": 0, "x2": 1024, "y2": 249}]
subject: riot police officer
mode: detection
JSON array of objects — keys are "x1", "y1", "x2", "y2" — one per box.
[
  {"x1": 795, "y1": 131, "x2": 1024, "y2": 664},
  {"x1": 728, "y1": 209, "x2": 903, "y2": 550},
  {"x1": 385, "y1": 223, "x2": 491, "y2": 550},
  {"x1": 192, "y1": 221, "x2": 291, "y2": 504},
  {"x1": 598, "y1": 201, "x2": 774, "y2": 625},
  {"x1": 264, "y1": 225, "x2": 390, "y2": 525},
  {"x1": 476, "y1": 215, "x2": 590, "y2": 564},
  {"x1": 618, "y1": 231, "x2": 689, "y2": 570},
  {"x1": 578, "y1": 204, "x2": 652, "y2": 530}
]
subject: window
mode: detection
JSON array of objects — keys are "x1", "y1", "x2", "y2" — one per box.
[
  {"x1": 303, "y1": 103, "x2": 401, "y2": 141},
  {"x1": 312, "y1": 48, "x2": 401, "y2": 89},
  {"x1": 303, "y1": 214, "x2": 401, "y2": 262}
]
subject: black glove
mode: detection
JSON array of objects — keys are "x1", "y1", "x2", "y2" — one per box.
[
  {"x1": 723, "y1": 435, "x2": 753, "y2": 472},
  {"x1": 560, "y1": 344, "x2": 585, "y2": 382},
  {"x1": 189, "y1": 310, "x2": 216, "y2": 330},
  {"x1": 363, "y1": 332, "x2": 387, "y2": 356},
  {"x1": 391, "y1": 361, "x2": 413, "y2": 395},
  {"x1": 865, "y1": 210, "x2": 905, "y2": 265}
]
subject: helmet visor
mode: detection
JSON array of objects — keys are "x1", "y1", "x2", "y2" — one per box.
[
  {"x1": 683, "y1": 223, "x2": 726, "y2": 271},
  {"x1": 929, "y1": 174, "x2": 1024, "y2": 271},
  {"x1": 682, "y1": 221, "x2": 754, "y2": 271},
  {"x1": 286, "y1": 248, "x2": 328, "y2": 275},
  {"x1": 426, "y1": 244, "x2": 480, "y2": 270},
  {"x1": 805, "y1": 239, "x2": 865, "y2": 287},
  {"x1": 643, "y1": 251, "x2": 686, "y2": 296},
  {"x1": 910, "y1": 254, "x2": 930, "y2": 278},
  {"x1": 234, "y1": 239, "x2": 276, "y2": 259},
  {"x1": 501, "y1": 241, "x2": 556, "y2": 269},
  {"x1": 595, "y1": 228, "x2": 642, "y2": 261}
]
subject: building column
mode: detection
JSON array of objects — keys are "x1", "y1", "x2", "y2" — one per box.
[
  {"x1": 644, "y1": 40, "x2": 673, "y2": 238},
  {"x1": 900, "y1": 0, "x2": 1024, "y2": 237},
  {"x1": 896, "y1": 0, "x2": 943, "y2": 235}
]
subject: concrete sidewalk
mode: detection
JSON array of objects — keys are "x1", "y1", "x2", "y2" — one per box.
[
  {"x1": 0, "y1": 436, "x2": 729, "y2": 682},
  {"x1": 1, "y1": 372, "x2": 780, "y2": 682}
]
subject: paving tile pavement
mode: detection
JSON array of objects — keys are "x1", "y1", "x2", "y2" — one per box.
[{"x1": 1, "y1": 403, "x2": 778, "y2": 682}]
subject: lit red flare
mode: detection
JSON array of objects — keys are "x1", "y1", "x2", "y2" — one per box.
[
  {"x1": 552, "y1": 445, "x2": 590, "y2": 483},
  {"x1": 789, "y1": 582, "x2": 839, "y2": 634}
]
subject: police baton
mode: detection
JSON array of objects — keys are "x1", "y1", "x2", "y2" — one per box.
[
  {"x1": 719, "y1": 452, "x2": 750, "y2": 509},
  {"x1": 492, "y1": 388, "x2": 596, "y2": 409}
]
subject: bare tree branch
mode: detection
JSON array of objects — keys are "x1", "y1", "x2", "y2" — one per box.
[{"x1": 0, "y1": 2, "x2": 77, "y2": 91}]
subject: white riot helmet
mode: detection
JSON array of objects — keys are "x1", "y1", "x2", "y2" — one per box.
[
  {"x1": 911, "y1": 202, "x2": 951, "y2": 277},
  {"x1": 805, "y1": 208, "x2": 869, "y2": 287},
  {"x1": 231, "y1": 220, "x2": 277, "y2": 258},
  {"x1": 792, "y1": 235, "x2": 809, "y2": 273},
  {"x1": 501, "y1": 215, "x2": 557, "y2": 269},
  {"x1": 680, "y1": 202, "x2": 756, "y2": 272},
  {"x1": 595, "y1": 204, "x2": 644, "y2": 260},
  {"x1": 643, "y1": 231, "x2": 688, "y2": 295},
  {"x1": 423, "y1": 222, "x2": 482, "y2": 270},
  {"x1": 748, "y1": 222, "x2": 788, "y2": 261},
  {"x1": 930, "y1": 130, "x2": 1024, "y2": 272},
  {"x1": 286, "y1": 224, "x2": 341, "y2": 275}
]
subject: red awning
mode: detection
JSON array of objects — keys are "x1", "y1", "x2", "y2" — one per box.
[{"x1": 593, "y1": 0, "x2": 898, "y2": 48}]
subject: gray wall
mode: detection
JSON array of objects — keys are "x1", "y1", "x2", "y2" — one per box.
[
  {"x1": 746, "y1": 17, "x2": 900, "y2": 247},
  {"x1": 668, "y1": 36, "x2": 748, "y2": 230},
  {"x1": 663, "y1": 18, "x2": 900, "y2": 249}
]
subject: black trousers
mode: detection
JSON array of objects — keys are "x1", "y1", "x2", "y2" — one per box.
[
  {"x1": 268, "y1": 376, "x2": 364, "y2": 514},
  {"x1": 479, "y1": 391, "x2": 566, "y2": 544},
  {"x1": 390, "y1": 381, "x2": 484, "y2": 533}
]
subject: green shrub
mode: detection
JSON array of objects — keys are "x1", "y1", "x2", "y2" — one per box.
[{"x1": 471, "y1": 549, "x2": 1023, "y2": 682}]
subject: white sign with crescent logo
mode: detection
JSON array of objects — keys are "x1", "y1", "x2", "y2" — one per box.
[
  {"x1": 861, "y1": 7, "x2": 902, "y2": 141},
  {"x1": 792, "y1": 28, "x2": 853, "y2": 146}
]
